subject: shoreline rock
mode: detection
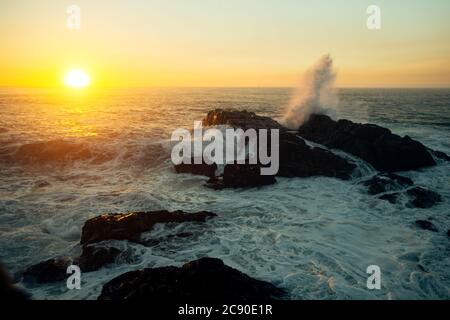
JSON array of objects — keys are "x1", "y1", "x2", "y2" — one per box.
[
  {"x1": 298, "y1": 114, "x2": 442, "y2": 172},
  {"x1": 179, "y1": 109, "x2": 356, "y2": 184},
  {"x1": 98, "y1": 257, "x2": 285, "y2": 301},
  {"x1": 80, "y1": 210, "x2": 217, "y2": 245}
]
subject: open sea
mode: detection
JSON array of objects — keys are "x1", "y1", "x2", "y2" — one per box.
[{"x1": 0, "y1": 87, "x2": 449, "y2": 299}]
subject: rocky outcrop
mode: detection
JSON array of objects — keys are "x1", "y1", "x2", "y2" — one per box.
[
  {"x1": 98, "y1": 257, "x2": 284, "y2": 301},
  {"x1": 361, "y1": 173, "x2": 442, "y2": 209},
  {"x1": 298, "y1": 114, "x2": 441, "y2": 172},
  {"x1": 203, "y1": 109, "x2": 285, "y2": 131},
  {"x1": 80, "y1": 210, "x2": 217, "y2": 245},
  {"x1": 22, "y1": 257, "x2": 72, "y2": 284},
  {"x1": 23, "y1": 211, "x2": 217, "y2": 283},
  {"x1": 75, "y1": 245, "x2": 122, "y2": 273},
  {"x1": 415, "y1": 220, "x2": 438, "y2": 232},
  {"x1": 407, "y1": 187, "x2": 442, "y2": 209},
  {"x1": 199, "y1": 109, "x2": 355, "y2": 181}
]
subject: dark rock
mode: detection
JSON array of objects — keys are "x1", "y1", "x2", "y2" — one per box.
[
  {"x1": 432, "y1": 150, "x2": 450, "y2": 161},
  {"x1": 75, "y1": 245, "x2": 122, "y2": 272},
  {"x1": 202, "y1": 109, "x2": 355, "y2": 180},
  {"x1": 415, "y1": 220, "x2": 438, "y2": 232},
  {"x1": 407, "y1": 187, "x2": 442, "y2": 209},
  {"x1": 98, "y1": 257, "x2": 284, "y2": 301},
  {"x1": 298, "y1": 114, "x2": 438, "y2": 172},
  {"x1": 208, "y1": 164, "x2": 276, "y2": 189},
  {"x1": 203, "y1": 109, "x2": 285, "y2": 131},
  {"x1": 175, "y1": 157, "x2": 217, "y2": 177},
  {"x1": 276, "y1": 131, "x2": 355, "y2": 179},
  {"x1": 80, "y1": 210, "x2": 217, "y2": 245},
  {"x1": 22, "y1": 257, "x2": 72, "y2": 284},
  {"x1": 447, "y1": 229, "x2": 450, "y2": 238},
  {"x1": 363, "y1": 172, "x2": 413, "y2": 195},
  {"x1": 1, "y1": 263, "x2": 29, "y2": 300},
  {"x1": 379, "y1": 193, "x2": 400, "y2": 204}
]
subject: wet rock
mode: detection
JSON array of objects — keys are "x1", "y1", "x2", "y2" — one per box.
[
  {"x1": 379, "y1": 193, "x2": 400, "y2": 204},
  {"x1": 75, "y1": 245, "x2": 122, "y2": 273},
  {"x1": 80, "y1": 210, "x2": 217, "y2": 245},
  {"x1": 415, "y1": 220, "x2": 438, "y2": 232},
  {"x1": 22, "y1": 257, "x2": 72, "y2": 284},
  {"x1": 407, "y1": 187, "x2": 442, "y2": 209},
  {"x1": 98, "y1": 257, "x2": 284, "y2": 301},
  {"x1": 276, "y1": 131, "x2": 355, "y2": 179},
  {"x1": 203, "y1": 109, "x2": 285, "y2": 131},
  {"x1": 208, "y1": 163, "x2": 276, "y2": 189},
  {"x1": 1, "y1": 263, "x2": 29, "y2": 300},
  {"x1": 431, "y1": 150, "x2": 450, "y2": 161},
  {"x1": 363, "y1": 172, "x2": 413, "y2": 195},
  {"x1": 174, "y1": 157, "x2": 217, "y2": 177},
  {"x1": 202, "y1": 109, "x2": 355, "y2": 180},
  {"x1": 298, "y1": 114, "x2": 439, "y2": 172}
]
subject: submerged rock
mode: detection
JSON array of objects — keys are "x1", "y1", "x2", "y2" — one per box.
[
  {"x1": 80, "y1": 210, "x2": 217, "y2": 245},
  {"x1": 363, "y1": 172, "x2": 413, "y2": 195},
  {"x1": 98, "y1": 257, "x2": 284, "y2": 301},
  {"x1": 22, "y1": 257, "x2": 72, "y2": 284},
  {"x1": 298, "y1": 114, "x2": 440, "y2": 172},
  {"x1": 407, "y1": 187, "x2": 442, "y2": 209},
  {"x1": 415, "y1": 220, "x2": 438, "y2": 232},
  {"x1": 200, "y1": 109, "x2": 355, "y2": 181}
]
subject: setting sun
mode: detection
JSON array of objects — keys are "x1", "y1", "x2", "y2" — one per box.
[{"x1": 64, "y1": 69, "x2": 91, "y2": 88}]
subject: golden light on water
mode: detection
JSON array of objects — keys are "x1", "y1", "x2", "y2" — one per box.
[{"x1": 64, "y1": 69, "x2": 91, "y2": 88}]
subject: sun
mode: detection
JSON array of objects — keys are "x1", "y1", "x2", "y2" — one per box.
[{"x1": 64, "y1": 69, "x2": 91, "y2": 88}]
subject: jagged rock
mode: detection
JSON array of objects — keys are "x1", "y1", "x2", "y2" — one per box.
[
  {"x1": 298, "y1": 114, "x2": 440, "y2": 172},
  {"x1": 75, "y1": 245, "x2": 122, "y2": 273},
  {"x1": 22, "y1": 257, "x2": 72, "y2": 284},
  {"x1": 201, "y1": 109, "x2": 355, "y2": 180},
  {"x1": 203, "y1": 109, "x2": 285, "y2": 131},
  {"x1": 174, "y1": 158, "x2": 217, "y2": 177},
  {"x1": 415, "y1": 220, "x2": 438, "y2": 232},
  {"x1": 407, "y1": 187, "x2": 442, "y2": 209},
  {"x1": 363, "y1": 173, "x2": 413, "y2": 195},
  {"x1": 80, "y1": 210, "x2": 217, "y2": 245},
  {"x1": 98, "y1": 257, "x2": 284, "y2": 301},
  {"x1": 208, "y1": 164, "x2": 276, "y2": 189},
  {"x1": 1, "y1": 263, "x2": 28, "y2": 300}
]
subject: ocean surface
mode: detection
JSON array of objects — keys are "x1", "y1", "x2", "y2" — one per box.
[{"x1": 0, "y1": 87, "x2": 449, "y2": 299}]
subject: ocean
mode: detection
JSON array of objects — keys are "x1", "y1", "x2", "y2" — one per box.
[{"x1": 0, "y1": 87, "x2": 449, "y2": 299}]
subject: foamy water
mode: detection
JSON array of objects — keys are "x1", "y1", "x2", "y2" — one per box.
[{"x1": 0, "y1": 88, "x2": 449, "y2": 299}]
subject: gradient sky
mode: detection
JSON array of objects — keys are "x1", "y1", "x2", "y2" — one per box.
[{"x1": 1, "y1": 0, "x2": 449, "y2": 87}]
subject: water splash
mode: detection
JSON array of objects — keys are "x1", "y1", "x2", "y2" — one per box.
[{"x1": 282, "y1": 55, "x2": 338, "y2": 129}]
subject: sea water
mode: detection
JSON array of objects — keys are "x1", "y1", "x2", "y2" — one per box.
[{"x1": 0, "y1": 87, "x2": 449, "y2": 299}]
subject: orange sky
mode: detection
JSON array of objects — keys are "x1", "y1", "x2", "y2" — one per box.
[{"x1": 1, "y1": 0, "x2": 449, "y2": 88}]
